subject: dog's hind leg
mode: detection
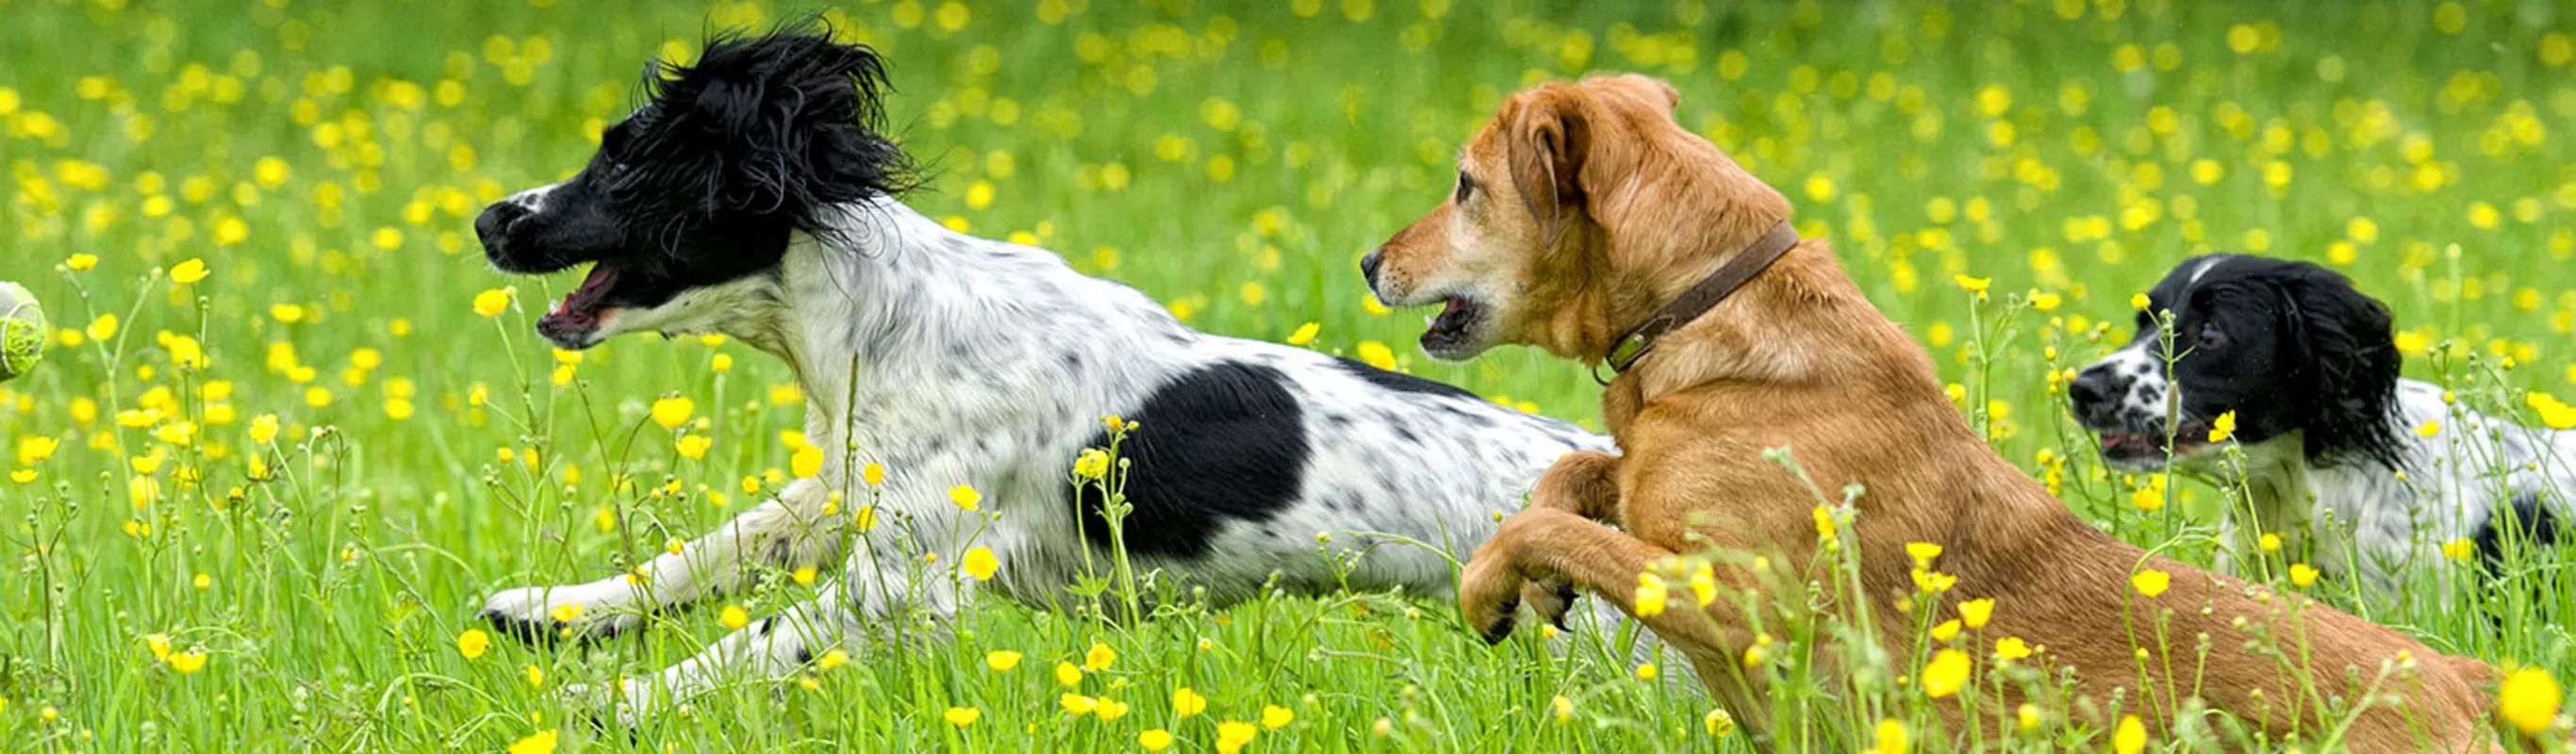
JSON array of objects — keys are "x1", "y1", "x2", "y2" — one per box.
[{"x1": 482, "y1": 479, "x2": 848, "y2": 643}]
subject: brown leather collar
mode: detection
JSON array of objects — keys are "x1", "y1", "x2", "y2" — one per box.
[{"x1": 1593, "y1": 219, "x2": 1800, "y2": 385}]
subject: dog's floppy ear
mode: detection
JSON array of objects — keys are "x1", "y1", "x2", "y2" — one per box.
[
  {"x1": 654, "y1": 22, "x2": 917, "y2": 232},
  {"x1": 2276, "y1": 264, "x2": 2403, "y2": 468},
  {"x1": 1506, "y1": 90, "x2": 1589, "y2": 245}
]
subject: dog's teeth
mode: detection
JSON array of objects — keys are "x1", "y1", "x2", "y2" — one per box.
[
  {"x1": 1426, "y1": 314, "x2": 1437, "y2": 326},
  {"x1": 548, "y1": 301, "x2": 563, "y2": 314}
]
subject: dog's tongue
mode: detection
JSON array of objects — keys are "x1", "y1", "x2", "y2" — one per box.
[{"x1": 539, "y1": 264, "x2": 619, "y2": 329}]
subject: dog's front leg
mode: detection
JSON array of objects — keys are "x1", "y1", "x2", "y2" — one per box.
[
  {"x1": 1513, "y1": 451, "x2": 1624, "y2": 629},
  {"x1": 482, "y1": 479, "x2": 848, "y2": 643},
  {"x1": 581, "y1": 525, "x2": 986, "y2": 726},
  {"x1": 572, "y1": 586, "x2": 858, "y2": 729}
]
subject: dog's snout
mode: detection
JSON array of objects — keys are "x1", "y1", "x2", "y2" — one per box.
[
  {"x1": 2068, "y1": 365, "x2": 2124, "y2": 411},
  {"x1": 1360, "y1": 249, "x2": 1384, "y2": 287},
  {"x1": 475, "y1": 202, "x2": 528, "y2": 250}
]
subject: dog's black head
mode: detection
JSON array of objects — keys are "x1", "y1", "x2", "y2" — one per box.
[
  {"x1": 473, "y1": 23, "x2": 916, "y2": 350},
  {"x1": 2068, "y1": 254, "x2": 2404, "y2": 471}
]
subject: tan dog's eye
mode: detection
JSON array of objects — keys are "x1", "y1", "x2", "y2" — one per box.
[{"x1": 1453, "y1": 169, "x2": 1475, "y2": 204}]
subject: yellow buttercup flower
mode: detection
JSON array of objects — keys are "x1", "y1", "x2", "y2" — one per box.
[
  {"x1": 1921, "y1": 648, "x2": 1971, "y2": 697},
  {"x1": 2208, "y1": 411, "x2": 2236, "y2": 443},
  {"x1": 1634, "y1": 571, "x2": 1668, "y2": 616},
  {"x1": 2498, "y1": 666, "x2": 2563, "y2": 734},
  {"x1": 1171, "y1": 686, "x2": 1207, "y2": 717},
  {"x1": 16, "y1": 435, "x2": 58, "y2": 465},
  {"x1": 2416, "y1": 419, "x2": 2441, "y2": 437},
  {"x1": 649, "y1": 396, "x2": 693, "y2": 431},
  {"x1": 863, "y1": 462, "x2": 885, "y2": 485},
  {"x1": 720, "y1": 604, "x2": 750, "y2": 631},
  {"x1": 2130, "y1": 292, "x2": 2152, "y2": 310},
  {"x1": 1704, "y1": 709, "x2": 1736, "y2": 737},
  {"x1": 2113, "y1": 714, "x2": 2146, "y2": 754},
  {"x1": 1954, "y1": 274, "x2": 1991, "y2": 293},
  {"x1": 1061, "y1": 693, "x2": 1100, "y2": 715},
  {"x1": 1906, "y1": 541, "x2": 1943, "y2": 565},
  {"x1": 1215, "y1": 720, "x2": 1258, "y2": 754},
  {"x1": 506, "y1": 729, "x2": 558, "y2": 754},
  {"x1": 1262, "y1": 704, "x2": 1294, "y2": 729},
  {"x1": 1054, "y1": 661, "x2": 1082, "y2": 686},
  {"x1": 168, "y1": 649, "x2": 208, "y2": 674},
  {"x1": 1874, "y1": 718, "x2": 1908, "y2": 754},
  {"x1": 2259, "y1": 533, "x2": 2282, "y2": 552},
  {"x1": 472, "y1": 288, "x2": 512, "y2": 318},
  {"x1": 962, "y1": 547, "x2": 999, "y2": 581},
  {"x1": 1958, "y1": 598, "x2": 1994, "y2": 629},
  {"x1": 170, "y1": 258, "x2": 208, "y2": 284},
  {"x1": 1356, "y1": 340, "x2": 1397, "y2": 370},
  {"x1": 2527, "y1": 392, "x2": 2576, "y2": 430},
  {"x1": 1084, "y1": 642, "x2": 1115, "y2": 671},
  {"x1": 1073, "y1": 449, "x2": 1111, "y2": 480},
  {"x1": 1139, "y1": 729, "x2": 1174, "y2": 752},
  {"x1": 1286, "y1": 321, "x2": 1319, "y2": 346},
  {"x1": 66, "y1": 254, "x2": 98, "y2": 271},
  {"x1": 1929, "y1": 619, "x2": 1962, "y2": 642},
  {"x1": 2289, "y1": 563, "x2": 2320, "y2": 587},
  {"x1": 1994, "y1": 636, "x2": 2033, "y2": 661},
  {"x1": 984, "y1": 650, "x2": 1021, "y2": 672},
  {"x1": 1098, "y1": 697, "x2": 1131, "y2": 721},
  {"x1": 457, "y1": 629, "x2": 489, "y2": 659},
  {"x1": 2131, "y1": 569, "x2": 2171, "y2": 598},
  {"x1": 949, "y1": 484, "x2": 982, "y2": 511},
  {"x1": 942, "y1": 706, "x2": 980, "y2": 729}
]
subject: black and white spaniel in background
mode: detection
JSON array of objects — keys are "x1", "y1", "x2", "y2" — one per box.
[
  {"x1": 469, "y1": 26, "x2": 1625, "y2": 721},
  {"x1": 2070, "y1": 254, "x2": 2567, "y2": 606}
]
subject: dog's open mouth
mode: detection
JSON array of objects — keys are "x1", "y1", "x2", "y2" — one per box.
[
  {"x1": 1420, "y1": 295, "x2": 1484, "y2": 352},
  {"x1": 2093, "y1": 423, "x2": 2214, "y2": 468},
  {"x1": 536, "y1": 263, "x2": 627, "y2": 349}
]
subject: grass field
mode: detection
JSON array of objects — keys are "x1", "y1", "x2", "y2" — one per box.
[{"x1": 5, "y1": 0, "x2": 2576, "y2": 750}]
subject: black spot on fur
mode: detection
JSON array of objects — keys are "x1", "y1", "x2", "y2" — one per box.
[
  {"x1": 2476, "y1": 490, "x2": 2564, "y2": 576},
  {"x1": 1334, "y1": 357, "x2": 1479, "y2": 400},
  {"x1": 1071, "y1": 362, "x2": 1309, "y2": 559},
  {"x1": 792, "y1": 647, "x2": 814, "y2": 665}
]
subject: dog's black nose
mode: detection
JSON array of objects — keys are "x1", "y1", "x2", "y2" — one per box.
[
  {"x1": 2068, "y1": 365, "x2": 2123, "y2": 411},
  {"x1": 1360, "y1": 249, "x2": 1384, "y2": 287},
  {"x1": 475, "y1": 202, "x2": 528, "y2": 250}
]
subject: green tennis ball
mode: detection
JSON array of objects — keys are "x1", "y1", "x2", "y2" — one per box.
[{"x1": 0, "y1": 281, "x2": 47, "y2": 383}]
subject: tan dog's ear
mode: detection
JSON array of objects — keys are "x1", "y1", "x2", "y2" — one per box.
[
  {"x1": 1508, "y1": 92, "x2": 1589, "y2": 244},
  {"x1": 1594, "y1": 73, "x2": 1680, "y2": 112}
]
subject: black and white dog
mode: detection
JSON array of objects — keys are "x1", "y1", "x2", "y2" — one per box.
[
  {"x1": 470, "y1": 28, "x2": 1616, "y2": 719},
  {"x1": 2069, "y1": 254, "x2": 2567, "y2": 605}
]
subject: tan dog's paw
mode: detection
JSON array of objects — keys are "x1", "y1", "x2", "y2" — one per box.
[
  {"x1": 1458, "y1": 549, "x2": 1527, "y2": 645},
  {"x1": 1519, "y1": 579, "x2": 1577, "y2": 631}
]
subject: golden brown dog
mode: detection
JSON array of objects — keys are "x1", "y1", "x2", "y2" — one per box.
[{"x1": 1363, "y1": 74, "x2": 2496, "y2": 751}]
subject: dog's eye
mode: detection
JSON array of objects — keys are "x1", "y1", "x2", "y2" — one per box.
[
  {"x1": 2197, "y1": 321, "x2": 2227, "y2": 349},
  {"x1": 1454, "y1": 170, "x2": 1475, "y2": 204}
]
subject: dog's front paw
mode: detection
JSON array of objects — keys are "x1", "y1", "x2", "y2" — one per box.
[
  {"x1": 561, "y1": 678, "x2": 658, "y2": 732},
  {"x1": 1519, "y1": 579, "x2": 1578, "y2": 631},
  {"x1": 1457, "y1": 555, "x2": 1526, "y2": 645},
  {"x1": 480, "y1": 583, "x2": 645, "y2": 645}
]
